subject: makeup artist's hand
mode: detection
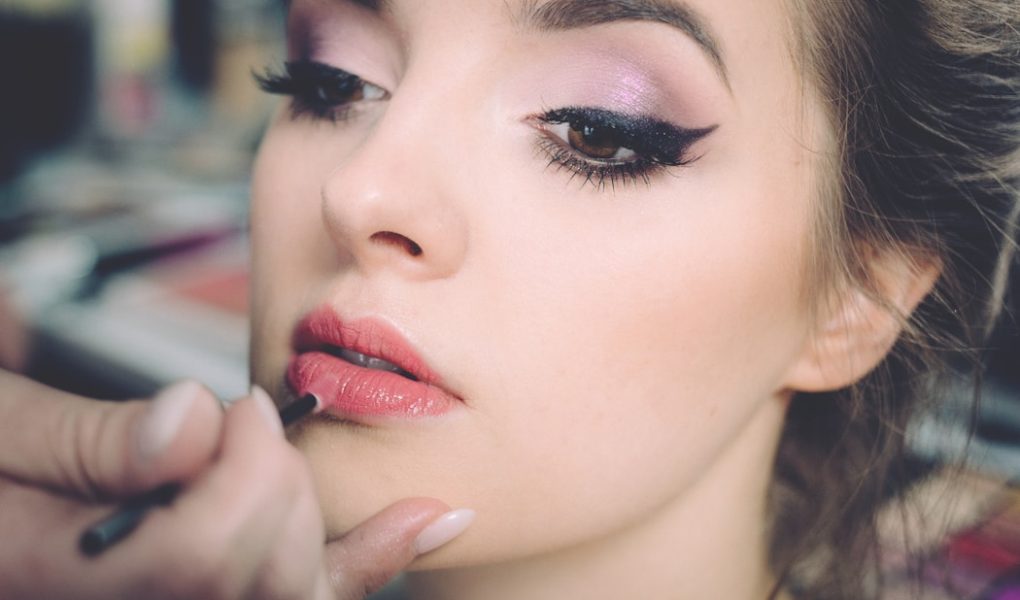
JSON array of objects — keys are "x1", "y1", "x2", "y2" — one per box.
[
  {"x1": 0, "y1": 281, "x2": 28, "y2": 371},
  {"x1": 0, "y1": 371, "x2": 465, "y2": 599}
]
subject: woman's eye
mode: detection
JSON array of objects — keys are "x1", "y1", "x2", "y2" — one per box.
[
  {"x1": 255, "y1": 60, "x2": 388, "y2": 122},
  {"x1": 561, "y1": 121, "x2": 637, "y2": 162},
  {"x1": 532, "y1": 106, "x2": 717, "y2": 190}
]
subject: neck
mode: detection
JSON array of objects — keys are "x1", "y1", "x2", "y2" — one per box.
[{"x1": 406, "y1": 396, "x2": 788, "y2": 600}]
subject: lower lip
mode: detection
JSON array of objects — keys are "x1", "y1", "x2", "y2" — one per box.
[{"x1": 287, "y1": 351, "x2": 456, "y2": 421}]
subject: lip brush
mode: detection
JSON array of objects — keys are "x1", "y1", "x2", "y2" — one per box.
[{"x1": 79, "y1": 393, "x2": 321, "y2": 557}]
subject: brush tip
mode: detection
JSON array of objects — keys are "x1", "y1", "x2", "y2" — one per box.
[
  {"x1": 303, "y1": 392, "x2": 322, "y2": 412},
  {"x1": 280, "y1": 392, "x2": 320, "y2": 427}
]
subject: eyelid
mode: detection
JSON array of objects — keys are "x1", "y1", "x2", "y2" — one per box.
[
  {"x1": 260, "y1": 60, "x2": 388, "y2": 97},
  {"x1": 527, "y1": 105, "x2": 717, "y2": 191},
  {"x1": 255, "y1": 59, "x2": 389, "y2": 122},
  {"x1": 532, "y1": 106, "x2": 717, "y2": 165}
]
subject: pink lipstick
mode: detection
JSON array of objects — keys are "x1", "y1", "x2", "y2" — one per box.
[{"x1": 287, "y1": 306, "x2": 459, "y2": 422}]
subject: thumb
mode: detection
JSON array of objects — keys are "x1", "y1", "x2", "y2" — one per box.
[
  {"x1": 323, "y1": 498, "x2": 475, "y2": 599},
  {"x1": 0, "y1": 372, "x2": 222, "y2": 499}
]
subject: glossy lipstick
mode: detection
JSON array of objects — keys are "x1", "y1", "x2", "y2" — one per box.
[{"x1": 287, "y1": 306, "x2": 458, "y2": 422}]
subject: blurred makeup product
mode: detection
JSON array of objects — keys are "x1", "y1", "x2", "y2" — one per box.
[
  {"x1": 978, "y1": 569, "x2": 1020, "y2": 600},
  {"x1": 93, "y1": 0, "x2": 170, "y2": 139},
  {"x1": 0, "y1": 4, "x2": 92, "y2": 181},
  {"x1": 78, "y1": 392, "x2": 321, "y2": 557},
  {"x1": 2, "y1": 185, "x2": 250, "y2": 399},
  {"x1": 939, "y1": 490, "x2": 1020, "y2": 597}
]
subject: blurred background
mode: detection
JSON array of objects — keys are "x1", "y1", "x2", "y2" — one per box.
[
  {"x1": 0, "y1": 0, "x2": 1016, "y2": 595},
  {"x1": 0, "y1": 0, "x2": 284, "y2": 400}
]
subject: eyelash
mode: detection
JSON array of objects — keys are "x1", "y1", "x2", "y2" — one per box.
[
  {"x1": 533, "y1": 107, "x2": 716, "y2": 190},
  {"x1": 255, "y1": 60, "x2": 386, "y2": 122},
  {"x1": 256, "y1": 61, "x2": 716, "y2": 191}
]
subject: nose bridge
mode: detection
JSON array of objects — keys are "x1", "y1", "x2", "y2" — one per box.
[{"x1": 320, "y1": 84, "x2": 468, "y2": 280}]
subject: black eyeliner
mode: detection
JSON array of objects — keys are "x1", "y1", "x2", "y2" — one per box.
[
  {"x1": 257, "y1": 60, "x2": 362, "y2": 94},
  {"x1": 540, "y1": 106, "x2": 717, "y2": 166},
  {"x1": 255, "y1": 60, "x2": 369, "y2": 121}
]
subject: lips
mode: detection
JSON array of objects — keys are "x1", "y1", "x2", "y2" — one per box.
[{"x1": 287, "y1": 306, "x2": 459, "y2": 421}]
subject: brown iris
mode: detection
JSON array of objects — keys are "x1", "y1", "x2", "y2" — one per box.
[
  {"x1": 567, "y1": 122, "x2": 623, "y2": 160},
  {"x1": 316, "y1": 82, "x2": 364, "y2": 104}
]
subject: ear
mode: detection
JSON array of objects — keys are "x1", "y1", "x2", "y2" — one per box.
[{"x1": 782, "y1": 249, "x2": 940, "y2": 393}]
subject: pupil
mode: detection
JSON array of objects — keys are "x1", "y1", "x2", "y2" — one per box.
[
  {"x1": 569, "y1": 122, "x2": 621, "y2": 159},
  {"x1": 318, "y1": 78, "x2": 361, "y2": 104},
  {"x1": 583, "y1": 125, "x2": 608, "y2": 145}
]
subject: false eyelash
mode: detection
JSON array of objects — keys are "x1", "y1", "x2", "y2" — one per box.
[
  {"x1": 535, "y1": 136, "x2": 667, "y2": 191},
  {"x1": 255, "y1": 60, "x2": 370, "y2": 122},
  {"x1": 534, "y1": 107, "x2": 717, "y2": 191}
]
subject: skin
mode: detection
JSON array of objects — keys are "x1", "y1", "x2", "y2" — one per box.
[
  {"x1": 250, "y1": 0, "x2": 841, "y2": 598},
  {"x1": 0, "y1": 370, "x2": 455, "y2": 600}
]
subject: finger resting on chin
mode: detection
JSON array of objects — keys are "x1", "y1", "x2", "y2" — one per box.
[{"x1": 324, "y1": 498, "x2": 451, "y2": 595}]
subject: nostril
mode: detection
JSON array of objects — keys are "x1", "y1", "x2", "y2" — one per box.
[{"x1": 370, "y1": 231, "x2": 424, "y2": 257}]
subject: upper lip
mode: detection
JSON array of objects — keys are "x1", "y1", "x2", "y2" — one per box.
[{"x1": 291, "y1": 305, "x2": 443, "y2": 387}]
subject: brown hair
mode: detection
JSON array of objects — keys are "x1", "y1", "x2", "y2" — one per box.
[{"x1": 771, "y1": 0, "x2": 1020, "y2": 597}]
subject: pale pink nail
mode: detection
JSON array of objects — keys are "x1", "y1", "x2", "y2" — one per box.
[
  {"x1": 138, "y1": 380, "x2": 202, "y2": 463},
  {"x1": 413, "y1": 509, "x2": 476, "y2": 555}
]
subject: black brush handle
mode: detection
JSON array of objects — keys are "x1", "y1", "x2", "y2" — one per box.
[{"x1": 78, "y1": 394, "x2": 319, "y2": 557}]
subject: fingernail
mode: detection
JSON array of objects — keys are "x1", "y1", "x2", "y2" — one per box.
[
  {"x1": 413, "y1": 509, "x2": 476, "y2": 555},
  {"x1": 250, "y1": 385, "x2": 284, "y2": 437},
  {"x1": 138, "y1": 380, "x2": 201, "y2": 463}
]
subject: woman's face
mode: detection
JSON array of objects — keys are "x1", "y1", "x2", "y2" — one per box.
[{"x1": 251, "y1": 0, "x2": 826, "y2": 568}]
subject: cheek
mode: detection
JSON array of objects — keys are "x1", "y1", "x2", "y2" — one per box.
[
  {"x1": 248, "y1": 119, "x2": 344, "y2": 392},
  {"x1": 477, "y1": 133, "x2": 811, "y2": 417},
  {"x1": 376, "y1": 157, "x2": 815, "y2": 564}
]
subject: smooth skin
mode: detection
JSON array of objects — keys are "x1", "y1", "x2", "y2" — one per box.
[
  {"x1": 251, "y1": 1, "x2": 818, "y2": 598},
  {"x1": 251, "y1": 1, "x2": 936, "y2": 599}
]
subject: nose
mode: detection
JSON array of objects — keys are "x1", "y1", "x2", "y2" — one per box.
[{"x1": 319, "y1": 107, "x2": 469, "y2": 281}]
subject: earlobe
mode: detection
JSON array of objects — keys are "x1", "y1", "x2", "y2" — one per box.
[{"x1": 782, "y1": 251, "x2": 940, "y2": 393}]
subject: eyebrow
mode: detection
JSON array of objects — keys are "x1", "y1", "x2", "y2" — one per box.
[
  {"x1": 515, "y1": 0, "x2": 729, "y2": 86},
  {"x1": 283, "y1": 0, "x2": 728, "y2": 88}
]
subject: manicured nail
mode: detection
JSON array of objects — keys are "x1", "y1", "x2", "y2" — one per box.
[
  {"x1": 138, "y1": 380, "x2": 201, "y2": 463},
  {"x1": 250, "y1": 385, "x2": 284, "y2": 437},
  {"x1": 413, "y1": 509, "x2": 476, "y2": 555}
]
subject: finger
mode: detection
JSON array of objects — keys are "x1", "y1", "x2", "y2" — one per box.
[
  {"x1": 88, "y1": 394, "x2": 307, "y2": 599},
  {"x1": 249, "y1": 474, "x2": 326, "y2": 600},
  {"x1": 0, "y1": 483, "x2": 94, "y2": 599},
  {"x1": 236, "y1": 386, "x2": 329, "y2": 600},
  {"x1": 325, "y1": 499, "x2": 475, "y2": 598},
  {"x1": 0, "y1": 372, "x2": 223, "y2": 499}
]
